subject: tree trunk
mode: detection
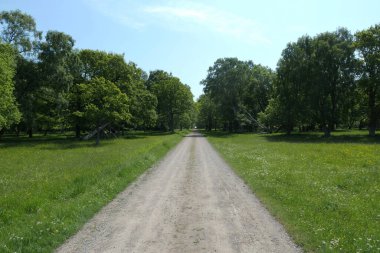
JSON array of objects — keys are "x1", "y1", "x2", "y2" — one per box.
[
  {"x1": 75, "y1": 124, "x2": 81, "y2": 139},
  {"x1": 369, "y1": 126, "x2": 376, "y2": 137},
  {"x1": 169, "y1": 113, "x2": 174, "y2": 133},
  {"x1": 286, "y1": 123, "x2": 292, "y2": 135},
  {"x1": 60, "y1": 120, "x2": 65, "y2": 134},
  {"x1": 0, "y1": 128, "x2": 4, "y2": 140},
  {"x1": 323, "y1": 124, "x2": 331, "y2": 138},
  {"x1": 96, "y1": 124, "x2": 100, "y2": 145},
  {"x1": 28, "y1": 128, "x2": 33, "y2": 138},
  {"x1": 368, "y1": 88, "x2": 377, "y2": 137}
]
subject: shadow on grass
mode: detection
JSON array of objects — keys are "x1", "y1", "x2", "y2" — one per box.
[
  {"x1": 201, "y1": 130, "x2": 380, "y2": 144},
  {"x1": 0, "y1": 135, "x2": 76, "y2": 149},
  {"x1": 129, "y1": 131, "x2": 174, "y2": 137},
  {"x1": 0, "y1": 137, "x2": 113, "y2": 150},
  {"x1": 262, "y1": 132, "x2": 380, "y2": 144},
  {"x1": 0, "y1": 131, "x2": 180, "y2": 150}
]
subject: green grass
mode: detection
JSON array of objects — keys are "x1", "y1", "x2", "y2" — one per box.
[
  {"x1": 0, "y1": 131, "x2": 186, "y2": 253},
  {"x1": 204, "y1": 130, "x2": 380, "y2": 252}
]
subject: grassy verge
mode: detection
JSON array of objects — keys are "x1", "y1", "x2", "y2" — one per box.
[
  {"x1": 0, "y1": 131, "x2": 186, "y2": 253},
  {"x1": 204, "y1": 130, "x2": 380, "y2": 252}
]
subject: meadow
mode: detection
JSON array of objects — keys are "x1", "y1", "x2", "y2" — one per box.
[
  {"x1": 205, "y1": 131, "x2": 380, "y2": 252},
  {"x1": 0, "y1": 132, "x2": 185, "y2": 253}
]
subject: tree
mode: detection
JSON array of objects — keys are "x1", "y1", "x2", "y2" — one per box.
[
  {"x1": 78, "y1": 50, "x2": 157, "y2": 131},
  {"x1": 258, "y1": 98, "x2": 282, "y2": 133},
  {"x1": 355, "y1": 24, "x2": 380, "y2": 136},
  {"x1": 129, "y1": 88, "x2": 158, "y2": 129},
  {"x1": 78, "y1": 77, "x2": 130, "y2": 145},
  {"x1": 79, "y1": 49, "x2": 130, "y2": 84},
  {"x1": 261, "y1": 30, "x2": 357, "y2": 136},
  {"x1": 271, "y1": 36, "x2": 314, "y2": 134},
  {"x1": 1, "y1": 10, "x2": 41, "y2": 137},
  {"x1": 38, "y1": 31, "x2": 76, "y2": 133},
  {"x1": 310, "y1": 28, "x2": 357, "y2": 137},
  {"x1": 0, "y1": 9, "x2": 42, "y2": 55},
  {"x1": 14, "y1": 57, "x2": 40, "y2": 137},
  {"x1": 148, "y1": 70, "x2": 193, "y2": 132},
  {"x1": 202, "y1": 58, "x2": 252, "y2": 132},
  {"x1": 120, "y1": 63, "x2": 157, "y2": 130},
  {"x1": 66, "y1": 50, "x2": 85, "y2": 138},
  {"x1": 243, "y1": 64, "x2": 275, "y2": 131},
  {"x1": 197, "y1": 94, "x2": 217, "y2": 131},
  {"x1": 0, "y1": 43, "x2": 21, "y2": 137}
]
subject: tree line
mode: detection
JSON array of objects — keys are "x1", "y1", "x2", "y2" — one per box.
[
  {"x1": 0, "y1": 10, "x2": 195, "y2": 143},
  {"x1": 197, "y1": 26, "x2": 380, "y2": 137}
]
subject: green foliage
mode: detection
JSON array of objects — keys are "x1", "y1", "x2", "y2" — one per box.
[
  {"x1": 79, "y1": 49, "x2": 130, "y2": 83},
  {"x1": 201, "y1": 58, "x2": 274, "y2": 132},
  {"x1": 38, "y1": 31, "x2": 76, "y2": 132},
  {"x1": 258, "y1": 98, "x2": 282, "y2": 131},
  {"x1": 244, "y1": 64, "x2": 275, "y2": 117},
  {"x1": 0, "y1": 43, "x2": 21, "y2": 131},
  {"x1": 260, "y1": 29, "x2": 358, "y2": 136},
  {"x1": 206, "y1": 131, "x2": 380, "y2": 252},
  {"x1": 79, "y1": 77, "x2": 130, "y2": 128},
  {"x1": 196, "y1": 94, "x2": 217, "y2": 131},
  {"x1": 355, "y1": 24, "x2": 380, "y2": 136},
  {"x1": 202, "y1": 58, "x2": 252, "y2": 131},
  {"x1": 199, "y1": 26, "x2": 376, "y2": 136},
  {"x1": 271, "y1": 36, "x2": 313, "y2": 133},
  {"x1": 0, "y1": 9, "x2": 42, "y2": 54},
  {"x1": 0, "y1": 132, "x2": 184, "y2": 252},
  {"x1": 14, "y1": 58, "x2": 40, "y2": 137},
  {"x1": 148, "y1": 70, "x2": 194, "y2": 132},
  {"x1": 78, "y1": 50, "x2": 158, "y2": 130},
  {"x1": 311, "y1": 28, "x2": 357, "y2": 136},
  {"x1": 129, "y1": 88, "x2": 158, "y2": 129}
]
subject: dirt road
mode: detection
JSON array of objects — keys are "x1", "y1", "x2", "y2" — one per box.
[{"x1": 56, "y1": 132, "x2": 300, "y2": 253}]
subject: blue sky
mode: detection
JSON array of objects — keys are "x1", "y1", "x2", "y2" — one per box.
[{"x1": 2, "y1": 0, "x2": 380, "y2": 99}]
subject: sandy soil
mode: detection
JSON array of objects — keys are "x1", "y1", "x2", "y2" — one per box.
[{"x1": 56, "y1": 132, "x2": 301, "y2": 253}]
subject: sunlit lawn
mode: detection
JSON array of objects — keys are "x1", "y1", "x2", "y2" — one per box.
[
  {"x1": 0, "y1": 131, "x2": 185, "y2": 253},
  {"x1": 205, "y1": 130, "x2": 380, "y2": 252}
]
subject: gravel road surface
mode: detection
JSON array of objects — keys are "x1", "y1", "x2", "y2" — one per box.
[{"x1": 56, "y1": 132, "x2": 300, "y2": 253}]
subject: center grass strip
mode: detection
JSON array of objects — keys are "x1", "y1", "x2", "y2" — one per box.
[
  {"x1": 205, "y1": 131, "x2": 380, "y2": 252},
  {"x1": 0, "y1": 132, "x2": 186, "y2": 253}
]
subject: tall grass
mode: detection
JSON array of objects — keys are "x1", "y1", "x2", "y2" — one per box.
[
  {"x1": 0, "y1": 132, "x2": 185, "y2": 252},
  {"x1": 205, "y1": 131, "x2": 380, "y2": 252}
]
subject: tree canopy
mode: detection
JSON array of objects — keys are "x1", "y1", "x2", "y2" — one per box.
[
  {"x1": 199, "y1": 25, "x2": 380, "y2": 136},
  {"x1": 0, "y1": 43, "x2": 21, "y2": 134},
  {"x1": 0, "y1": 10, "x2": 195, "y2": 143},
  {"x1": 148, "y1": 70, "x2": 194, "y2": 132},
  {"x1": 355, "y1": 24, "x2": 380, "y2": 136},
  {"x1": 0, "y1": 9, "x2": 42, "y2": 54},
  {"x1": 1, "y1": 9, "x2": 379, "y2": 139}
]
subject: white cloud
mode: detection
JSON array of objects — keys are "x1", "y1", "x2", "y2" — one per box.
[
  {"x1": 84, "y1": 0, "x2": 271, "y2": 45},
  {"x1": 144, "y1": 6, "x2": 208, "y2": 21},
  {"x1": 84, "y1": 0, "x2": 146, "y2": 29},
  {"x1": 144, "y1": 3, "x2": 271, "y2": 45}
]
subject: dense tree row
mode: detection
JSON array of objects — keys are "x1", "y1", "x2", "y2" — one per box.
[
  {"x1": 0, "y1": 10, "x2": 195, "y2": 143},
  {"x1": 198, "y1": 25, "x2": 380, "y2": 136},
  {"x1": 198, "y1": 58, "x2": 275, "y2": 132}
]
